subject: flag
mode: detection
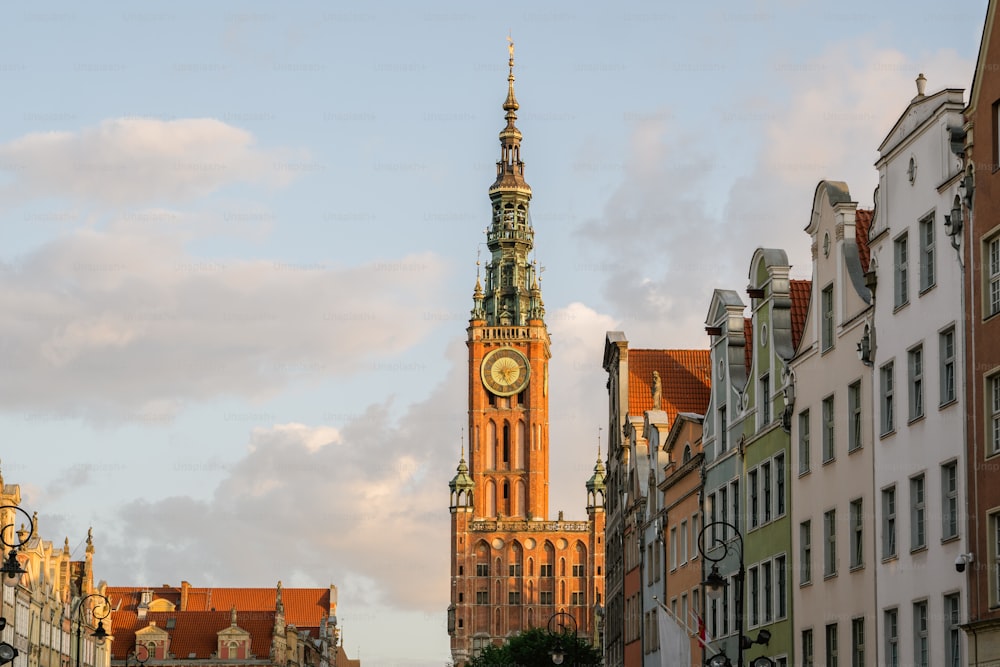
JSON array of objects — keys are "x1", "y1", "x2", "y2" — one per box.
[
  {"x1": 657, "y1": 603, "x2": 692, "y2": 667},
  {"x1": 690, "y1": 609, "x2": 712, "y2": 650}
]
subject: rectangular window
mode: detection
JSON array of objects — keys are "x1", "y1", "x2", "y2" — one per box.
[
  {"x1": 822, "y1": 284, "x2": 834, "y2": 351},
  {"x1": 911, "y1": 474, "x2": 926, "y2": 550},
  {"x1": 731, "y1": 480, "x2": 740, "y2": 534},
  {"x1": 988, "y1": 235, "x2": 1000, "y2": 317},
  {"x1": 763, "y1": 560, "x2": 773, "y2": 623},
  {"x1": 991, "y1": 375, "x2": 1000, "y2": 455},
  {"x1": 477, "y1": 563, "x2": 489, "y2": 576},
  {"x1": 749, "y1": 566, "x2": 760, "y2": 626},
  {"x1": 995, "y1": 514, "x2": 1000, "y2": 605},
  {"x1": 571, "y1": 591, "x2": 585, "y2": 605},
  {"x1": 882, "y1": 486, "x2": 897, "y2": 559},
  {"x1": 945, "y1": 593, "x2": 961, "y2": 667},
  {"x1": 670, "y1": 527, "x2": 678, "y2": 570},
  {"x1": 851, "y1": 617, "x2": 865, "y2": 667},
  {"x1": 691, "y1": 513, "x2": 700, "y2": 561},
  {"x1": 909, "y1": 346, "x2": 924, "y2": 420},
  {"x1": 750, "y1": 469, "x2": 759, "y2": 528},
  {"x1": 508, "y1": 591, "x2": 521, "y2": 604},
  {"x1": 850, "y1": 499, "x2": 863, "y2": 569},
  {"x1": 720, "y1": 404, "x2": 728, "y2": 451},
  {"x1": 826, "y1": 623, "x2": 839, "y2": 667},
  {"x1": 800, "y1": 520, "x2": 812, "y2": 585},
  {"x1": 509, "y1": 563, "x2": 522, "y2": 576},
  {"x1": 760, "y1": 374, "x2": 771, "y2": 425},
  {"x1": 476, "y1": 590, "x2": 489, "y2": 605},
  {"x1": 539, "y1": 564, "x2": 553, "y2": 577},
  {"x1": 719, "y1": 487, "x2": 728, "y2": 538},
  {"x1": 572, "y1": 564, "x2": 585, "y2": 577},
  {"x1": 539, "y1": 591, "x2": 553, "y2": 604},
  {"x1": 919, "y1": 214, "x2": 935, "y2": 292},
  {"x1": 763, "y1": 461, "x2": 772, "y2": 523},
  {"x1": 942, "y1": 462, "x2": 959, "y2": 540},
  {"x1": 799, "y1": 410, "x2": 811, "y2": 473},
  {"x1": 679, "y1": 520, "x2": 688, "y2": 564},
  {"x1": 940, "y1": 327, "x2": 956, "y2": 405},
  {"x1": 885, "y1": 608, "x2": 899, "y2": 667},
  {"x1": 881, "y1": 362, "x2": 895, "y2": 435},
  {"x1": 776, "y1": 554, "x2": 787, "y2": 618},
  {"x1": 848, "y1": 381, "x2": 862, "y2": 451},
  {"x1": 894, "y1": 233, "x2": 909, "y2": 308},
  {"x1": 802, "y1": 629, "x2": 814, "y2": 667},
  {"x1": 913, "y1": 600, "x2": 928, "y2": 667},
  {"x1": 824, "y1": 509, "x2": 837, "y2": 577},
  {"x1": 822, "y1": 396, "x2": 835, "y2": 462},
  {"x1": 775, "y1": 453, "x2": 785, "y2": 516}
]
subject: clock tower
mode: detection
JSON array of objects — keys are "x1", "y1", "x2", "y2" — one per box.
[{"x1": 447, "y1": 42, "x2": 605, "y2": 665}]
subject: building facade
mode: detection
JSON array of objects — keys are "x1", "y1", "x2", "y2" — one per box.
[
  {"x1": 446, "y1": 45, "x2": 605, "y2": 665},
  {"x1": 961, "y1": 1, "x2": 1000, "y2": 661},
  {"x1": 0, "y1": 469, "x2": 109, "y2": 667},
  {"x1": 870, "y1": 78, "x2": 969, "y2": 667},
  {"x1": 790, "y1": 182, "x2": 875, "y2": 667}
]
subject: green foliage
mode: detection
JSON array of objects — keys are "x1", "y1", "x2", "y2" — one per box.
[{"x1": 467, "y1": 628, "x2": 602, "y2": 667}]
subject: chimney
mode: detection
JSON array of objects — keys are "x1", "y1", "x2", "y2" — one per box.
[{"x1": 180, "y1": 581, "x2": 190, "y2": 611}]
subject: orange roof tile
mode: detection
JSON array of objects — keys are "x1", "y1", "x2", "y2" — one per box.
[
  {"x1": 790, "y1": 280, "x2": 812, "y2": 351},
  {"x1": 110, "y1": 610, "x2": 276, "y2": 660},
  {"x1": 855, "y1": 209, "x2": 873, "y2": 271},
  {"x1": 627, "y1": 349, "x2": 711, "y2": 423}
]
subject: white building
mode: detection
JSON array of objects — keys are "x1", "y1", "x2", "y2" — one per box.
[
  {"x1": 789, "y1": 181, "x2": 875, "y2": 667},
  {"x1": 869, "y1": 76, "x2": 968, "y2": 667}
]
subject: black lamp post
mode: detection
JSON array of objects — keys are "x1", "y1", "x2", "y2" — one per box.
[
  {"x1": 547, "y1": 611, "x2": 578, "y2": 666},
  {"x1": 126, "y1": 643, "x2": 150, "y2": 667},
  {"x1": 698, "y1": 521, "x2": 773, "y2": 667},
  {"x1": 0, "y1": 504, "x2": 34, "y2": 667},
  {"x1": 74, "y1": 593, "x2": 111, "y2": 667}
]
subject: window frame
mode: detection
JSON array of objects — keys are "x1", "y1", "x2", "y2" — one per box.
[
  {"x1": 799, "y1": 409, "x2": 811, "y2": 474},
  {"x1": 908, "y1": 345, "x2": 925, "y2": 421},
  {"x1": 942, "y1": 461, "x2": 959, "y2": 541},
  {"x1": 910, "y1": 473, "x2": 926, "y2": 551},
  {"x1": 940, "y1": 327, "x2": 957, "y2": 406},
  {"x1": 822, "y1": 284, "x2": 835, "y2": 351},
  {"x1": 882, "y1": 485, "x2": 897, "y2": 559},
  {"x1": 881, "y1": 362, "x2": 895, "y2": 436},
  {"x1": 850, "y1": 498, "x2": 864, "y2": 569},
  {"x1": 822, "y1": 395, "x2": 835, "y2": 463},
  {"x1": 894, "y1": 232, "x2": 909, "y2": 308},
  {"x1": 919, "y1": 213, "x2": 936, "y2": 293},
  {"x1": 800, "y1": 520, "x2": 812, "y2": 585},
  {"x1": 913, "y1": 599, "x2": 928, "y2": 667},
  {"x1": 848, "y1": 381, "x2": 862, "y2": 452},
  {"x1": 824, "y1": 509, "x2": 837, "y2": 578}
]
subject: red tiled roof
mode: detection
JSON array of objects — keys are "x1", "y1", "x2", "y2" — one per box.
[
  {"x1": 110, "y1": 610, "x2": 275, "y2": 660},
  {"x1": 627, "y1": 349, "x2": 711, "y2": 423},
  {"x1": 790, "y1": 280, "x2": 812, "y2": 351},
  {"x1": 855, "y1": 209, "x2": 873, "y2": 271},
  {"x1": 744, "y1": 318, "x2": 753, "y2": 374}
]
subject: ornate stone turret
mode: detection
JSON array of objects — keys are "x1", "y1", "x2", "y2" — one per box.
[
  {"x1": 587, "y1": 440, "x2": 607, "y2": 511},
  {"x1": 449, "y1": 440, "x2": 474, "y2": 510},
  {"x1": 475, "y1": 37, "x2": 543, "y2": 328}
]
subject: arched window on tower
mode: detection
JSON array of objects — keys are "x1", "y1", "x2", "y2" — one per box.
[
  {"x1": 502, "y1": 423, "x2": 510, "y2": 468},
  {"x1": 486, "y1": 421, "x2": 496, "y2": 469},
  {"x1": 515, "y1": 480, "x2": 526, "y2": 517},
  {"x1": 485, "y1": 479, "x2": 497, "y2": 517},
  {"x1": 502, "y1": 481, "x2": 510, "y2": 516}
]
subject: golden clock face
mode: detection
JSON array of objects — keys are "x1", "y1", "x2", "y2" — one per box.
[{"x1": 481, "y1": 347, "x2": 531, "y2": 396}]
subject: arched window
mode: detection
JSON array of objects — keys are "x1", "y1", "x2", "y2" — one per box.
[
  {"x1": 502, "y1": 423, "x2": 510, "y2": 466},
  {"x1": 683, "y1": 445, "x2": 692, "y2": 463},
  {"x1": 485, "y1": 479, "x2": 497, "y2": 517},
  {"x1": 486, "y1": 421, "x2": 496, "y2": 469}
]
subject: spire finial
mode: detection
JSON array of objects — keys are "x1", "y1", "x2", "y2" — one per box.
[{"x1": 597, "y1": 427, "x2": 602, "y2": 460}]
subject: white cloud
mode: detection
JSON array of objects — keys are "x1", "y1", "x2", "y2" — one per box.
[
  {"x1": 0, "y1": 118, "x2": 301, "y2": 207},
  {"x1": 0, "y1": 225, "x2": 446, "y2": 420}
]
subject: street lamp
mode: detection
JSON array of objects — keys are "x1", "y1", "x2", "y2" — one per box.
[
  {"x1": 74, "y1": 593, "x2": 111, "y2": 667},
  {"x1": 547, "y1": 611, "x2": 578, "y2": 666},
  {"x1": 698, "y1": 521, "x2": 773, "y2": 667},
  {"x1": 0, "y1": 505, "x2": 34, "y2": 588},
  {"x1": 126, "y1": 643, "x2": 150, "y2": 667}
]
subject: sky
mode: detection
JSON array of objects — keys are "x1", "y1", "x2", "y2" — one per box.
[{"x1": 0, "y1": 2, "x2": 986, "y2": 665}]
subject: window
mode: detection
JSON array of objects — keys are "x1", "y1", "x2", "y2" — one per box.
[
  {"x1": 826, "y1": 623, "x2": 839, "y2": 667},
  {"x1": 539, "y1": 591, "x2": 553, "y2": 604},
  {"x1": 988, "y1": 234, "x2": 1000, "y2": 317},
  {"x1": 942, "y1": 462, "x2": 959, "y2": 540},
  {"x1": 763, "y1": 560, "x2": 773, "y2": 623},
  {"x1": 940, "y1": 327, "x2": 956, "y2": 405},
  {"x1": 763, "y1": 461, "x2": 772, "y2": 523},
  {"x1": 885, "y1": 608, "x2": 899, "y2": 667},
  {"x1": 802, "y1": 629, "x2": 814, "y2": 667},
  {"x1": 991, "y1": 375, "x2": 1000, "y2": 455},
  {"x1": 894, "y1": 233, "x2": 909, "y2": 307},
  {"x1": 760, "y1": 374, "x2": 771, "y2": 425},
  {"x1": 994, "y1": 514, "x2": 1000, "y2": 605},
  {"x1": 477, "y1": 563, "x2": 489, "y2": 576},
  {"x1": 798, "y1": 409, "x2": 811, "y2": 473},
  {"x1": 719, "y1": 487, "x2": 728, "y2": 538},
  {"x1": 691, "y1": 513, "x2": 700, "y2": 561},
  {"x1": 750, "y1": 469, "x2": 759, "y2": 528},
  {"x1": 881, "y1": 362, "x2": 895, "y2": 435},
  {"x1": 476, "y1": 590, "x2": 489, "y2": 605},
  {"x1": 540, "y1": 564, "x2": 553, "y2": 577},
  {"x1": 571, "y1": 591, "x2": 585, "y2": 605},
  {"x1": 909, "y1": 346, "x2": 924, "y2": 420},
  {"x1": 679, "y1": 521, "x2": 688, "y2": 565},
  {"x1": 775, "y1": 453, "x2": 785, "y2": 516},
  {"x1": 731, "y1": 480, "x2": 740, "y2": 534},
  {"x1": 913, "y1": 600, "x2": 928, "y2": 667},
  {"x1": 509, "y1": 563, "x2": 522, "y2": 577},
  {"x1": 670, "y1": 527, "x2": 678, "y2": 570},
  {"x1": 882, "y1": 486, "x2": 897, "y2": 559},
  {"x1": 850, "y1": 499, "x2": 863, "y2": 568},
  {"x1": 945, "y1": 593, "x2": 961, "y2": 667},
  {"x1": 919, "y1": 214, "x2": 935, "y2": 291},
  {"x1": 911, "y1": 474, "x2": 926, "y2": 550},
  {"x1": 572, "y1": 564, "x2": 585, "y2": 577},
  {"x1": 848, "y1": 381, "x2": 862, "y2": 451},
  {"x1": 822, "y1": 285, "x2": 834, "y2": 350},
  {"x1": 800, "y1": 521, "x2": 813, "y2": 585},
  {"x1": 822, "y1": 396, "x2": 835, "y2": 462},
  {"x1": 749, "y1": 566, "x2": 760, "y2": 626},
  {"x1": 508, "y1": 591, "x2": 520, "y2": 604},
  {"x1": 851, "y1": 617, "x2": 865, "y2": 667},
  {"x1": 776, "y1": 554, "x2": 787, "y2": 618},
  {"x1": 824, "y1": 510, "x2": 837, "y2": 577},
  {"x1": 720, "y1": 404, "x2": 728, "y2": 451}
]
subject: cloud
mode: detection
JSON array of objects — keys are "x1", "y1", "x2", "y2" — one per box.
[
  {"x1": 0, "y1": 225, "x2": 446, "y2": 420},
  {"x1": 0, "y1": 118, "x2": 301, "y2": 207}
]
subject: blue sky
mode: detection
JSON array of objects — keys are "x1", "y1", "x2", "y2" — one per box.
[{"x1": 0, "y1": 2, "x2": 986, "y2": 665}]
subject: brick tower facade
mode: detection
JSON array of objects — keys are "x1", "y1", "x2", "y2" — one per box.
[{"x1": 447, "y1": 42, "x2": 606, "y2": 665}]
